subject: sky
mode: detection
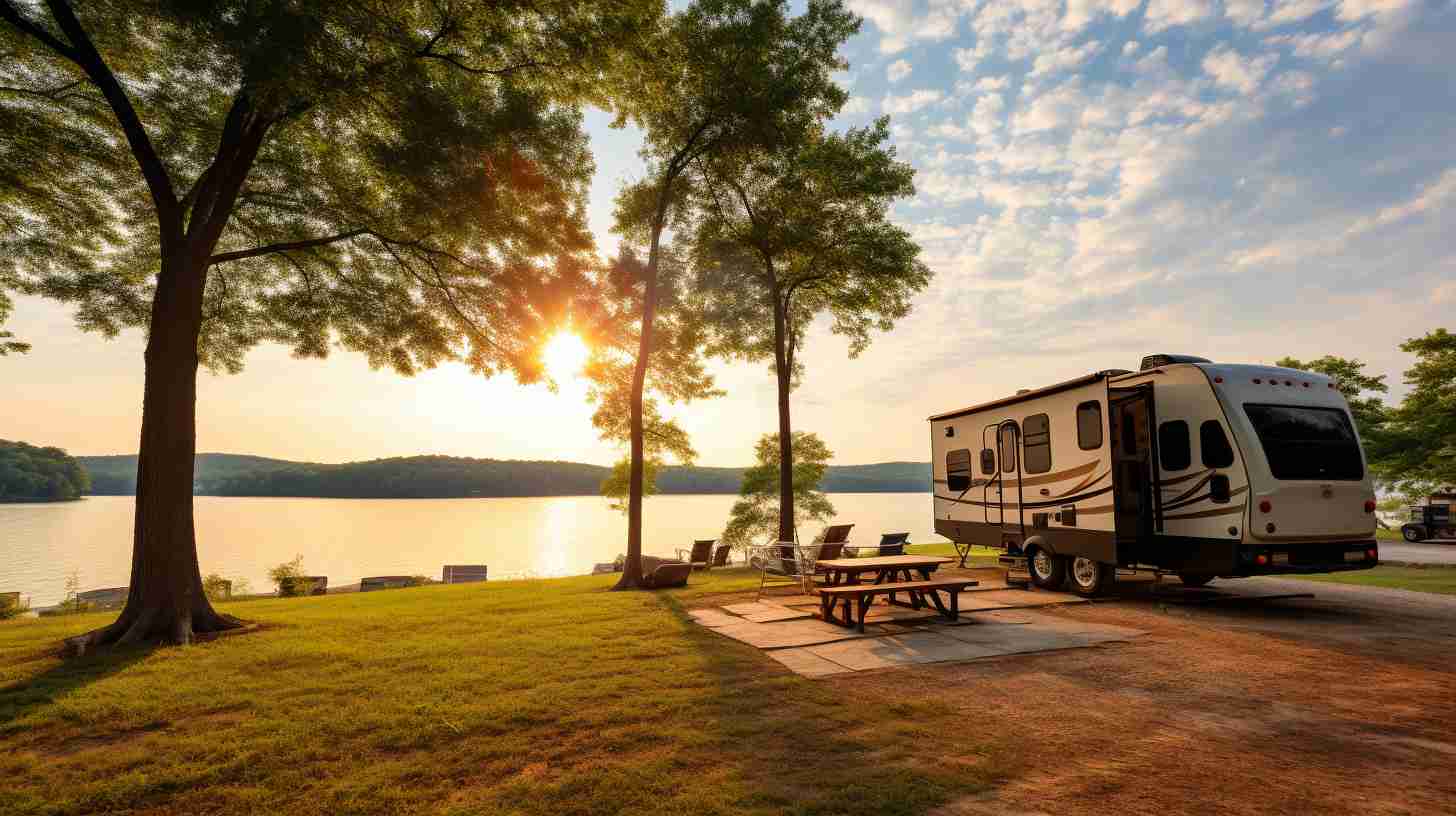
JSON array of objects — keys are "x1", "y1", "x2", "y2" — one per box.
[{"x1": 4, "y1": 0, "x2": 1455, "y2": 467}]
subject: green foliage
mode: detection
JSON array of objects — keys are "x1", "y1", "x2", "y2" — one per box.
[
  {"x1": 1, "y1": 0, "x2": 661, "y2": 376},
  {"x1": 721, "y1": 431, "x2": 835, "y2": 550},
  {"x1": 267, "y1": 555, "x2": 308, "y2": 597},
  {"x1": 0, "y1": 439, "x2": 90, "y2": 501},
  {"x1": 691, "y1": 116, "x2": 930, "y2": 382},
  {"x1": 0, "y1": 292, "x2": 27, "y2": 354},
  {"x1": 202, "y1": 573, "x2": 250, "y2": 602},
  {"x1": 1378, "y1": 328, "x2": 1456, "y2": 493},
  {"x1": 0, "y1": 594, "x2": 28, "y2": 620},
  {"x1": 601, "y1": 457, "x2": 662, "y2": 513},
  {"x1": 1275, "y1": 355, "x2": 1389, "y2": 445}
]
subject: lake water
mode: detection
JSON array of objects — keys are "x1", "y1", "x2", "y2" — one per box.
[{"x1": 0, "y1": 493, "x2": 939, "y2": 607}]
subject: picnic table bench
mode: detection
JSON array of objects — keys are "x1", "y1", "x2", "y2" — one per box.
[{"x1": 817, "y1": 578, "x2": 980, "y2": 632}]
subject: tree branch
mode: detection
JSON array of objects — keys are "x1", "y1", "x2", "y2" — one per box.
[
  {"x1": 0, "y1": 0, "x2": 75, "y2": 58},
  {"x1": 209, "y1": 229, "x2": 370, "y2": 265}
]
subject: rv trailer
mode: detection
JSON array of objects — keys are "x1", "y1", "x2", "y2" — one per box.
[{"x1": 929, "y1": 354, "x2": 1379, "y2": 596}]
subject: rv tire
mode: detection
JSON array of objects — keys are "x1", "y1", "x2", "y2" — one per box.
[
  {"x1": 1028, "y1": 546, "x2": 1066, "y2": 590},
  {"x1": 1068, "y1": 556, "x2": 1110, "y2": 597},
  {"x1": 1178, "y1": 573, "x2": 1214, "y2": 588}
]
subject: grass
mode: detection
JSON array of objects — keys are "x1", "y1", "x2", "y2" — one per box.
[
  {"x1": 0, "y1": 569, "x2": 1000, "y2": 816},
  {"x1": 904, "y1": 542, "x2": 1001, "y2": 566},
  {"x1": 1293, "y1": 564, "x2": 1456, "y2": 596}
]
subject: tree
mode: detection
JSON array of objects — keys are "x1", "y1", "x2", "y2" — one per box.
[
  {"x1": 602, "y1": 0, "x2": 857, "y2": 588},
  {"x1": 584, "y1": 249, "x2": 713, "y2": 545},
  {"x1": 1377, "y1": 329, "x2": 1456, "y2": 494},
  {"x1": 0, "y1": 439, "x2": 89, "y2": 500},
  {"x1": 1, "y1": 1, "x2": 659, "y2": 651},
  {"x1": 721, "y1": 431, "x2": 835, "y2": 552},
  {"x1": 1275, "y1": 355, "x2": 1389, "y2": 446},
  {"x1": 691, "y1": 117, "x2": 929, "y2": 541}
]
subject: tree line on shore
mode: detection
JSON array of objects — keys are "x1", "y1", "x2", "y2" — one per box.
[
  {"x1": 75, "y1": 452, "x2": 932, "y2": 497},
  {"x1": 0, "y1": 440, "x2": 89, "y2": 501},
  {"x1": 1, "y1": 0, "x2": 929, "y2": 651}
]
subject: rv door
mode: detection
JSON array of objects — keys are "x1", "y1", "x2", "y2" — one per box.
[{"x1": 1109, "y1": 385, "x2": 1162, "y2": 545}]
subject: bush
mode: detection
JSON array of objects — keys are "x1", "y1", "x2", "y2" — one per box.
[
  {"x1": 0, "y1": 595, "x2": 29, "y2": 620},
  {"x1": 268, "y1": 555, "x2": 309, "y2": 597}
]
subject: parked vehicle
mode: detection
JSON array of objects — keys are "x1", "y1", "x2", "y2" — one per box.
[
  {"x1": 1401, "y1": 494, "x2": 1456, "y2": 542},
  {"x1": 928, "y1": 354, "x2": 1380, "y2": 596}
]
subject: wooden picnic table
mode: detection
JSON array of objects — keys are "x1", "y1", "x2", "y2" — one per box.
[{"x1": 816, "y1": 555, "x2": 954, "y2": 588}]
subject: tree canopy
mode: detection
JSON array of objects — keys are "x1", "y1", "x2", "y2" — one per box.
[
  {"x1": 0, "y1": 439, "x2": 90, "y2": 501},
  {"x1": 721, "y1": 431, "x2": 835, "y2": 551},
  {"x1": 1377, "y1": 329, "x2": 1456, "y2": 494}
]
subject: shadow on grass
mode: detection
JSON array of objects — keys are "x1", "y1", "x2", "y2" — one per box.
[
  {"x1": 0, "y1": 642, "x2": 151, "y2": 735},
  {"x1": 657, "y1": 592, "x2": 992, "y2": 815}
]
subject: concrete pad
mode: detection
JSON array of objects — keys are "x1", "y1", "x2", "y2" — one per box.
[
  {"x1": 722, "y1": 601, "x2": 792, "y2": 616},
  {"x1": 766, "y1": 647, "x2": 854, "y2": 677},
  {"x1": 937, "y1": 623, "x2": 1095, "y2": 654},
  {"x1": 966, "y1": 589, "x2": 1088, "y2": 608},
  {"x1": 687, "y1": 608, "x2": 743, "y2": 628},
  {"x1": 807, "y1": 631, "x2": 1004, "y2": 671},
  {"x1": 708, "y1": 618, "x2": 874, "y2": 649},
  {"x1": 742, "y1": 607, "x2": 813, "y2": 623},
  {"x1": 970, "y1": 610, "x2": 1147, "y2": 641}
]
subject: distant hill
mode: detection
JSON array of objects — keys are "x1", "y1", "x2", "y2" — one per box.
[
  {"x1": 76, "y1": 453, "x2": 931, "y2": 498},
  {"x1": 2, "y1": 440, "x2": 91, "y2": 501}
]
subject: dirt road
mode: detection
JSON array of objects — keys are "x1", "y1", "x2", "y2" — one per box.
[{"x1": 840, "y1": 577, "x2": 1456, "y2": 816}]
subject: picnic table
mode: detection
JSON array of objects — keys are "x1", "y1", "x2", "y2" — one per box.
[{"x1": 816, "y1": 555, "x2": 954, "y2": 587}]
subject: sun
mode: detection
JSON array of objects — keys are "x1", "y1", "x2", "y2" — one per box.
[{"x1": 542, "y1": 331, "x2": 590, "y2": 382}]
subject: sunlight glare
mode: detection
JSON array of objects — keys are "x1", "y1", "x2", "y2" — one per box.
[{"x1": 543, "y1": 331, "x2": 590, "y2": 383}]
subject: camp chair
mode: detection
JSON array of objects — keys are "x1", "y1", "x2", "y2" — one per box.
[
  {"x1": 844, "y1": 532, "x2": 910, "y2": 557},
  {"x1": 750, "y1": 541, "x2": 822, "y2": 600},
  {"x1": 676, "y1": 539, "x2": 718, "y2": 571},
  {"x1": 640, "y1": 556, "x2": 692, "y2": 589},
  {"x1": 711, "y1": 544, "x2": 732, "y2": 568}
]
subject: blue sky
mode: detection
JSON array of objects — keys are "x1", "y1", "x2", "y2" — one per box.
[{"x1": 6, "y1": 0, "x2": 1454, "y2": 466}]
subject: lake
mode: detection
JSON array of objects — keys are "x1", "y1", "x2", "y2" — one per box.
[{"x1": 0, "y1": 493, "x2": 939, "y2": 607}]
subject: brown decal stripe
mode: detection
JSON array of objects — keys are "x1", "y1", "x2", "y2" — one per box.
[
  {"x1": 1164, "y1": 503, "x2": 1247, "y2": 521},
  {"x1": 1163, "y1": 472, "x2": 1215, "y2": 506},
  {"x1": 1162, "y1": 486, "x2": 1248, "y2": 514},
  {"x1": 1076, "y1": 504, "x2": 1114, "y2": 515},
  {"x1": 1159, "y1": 468, "x2": 1212, "y2": 487},
  {"x1": 1055, "y1": 468, "x2": 1109, "y2": 498},
  {"x1": 934, "y1": 485, "x2": 1114, "y2": 510},
  {"x1": 933, "y1": 460, "x2": 1100, "y2": 490}
]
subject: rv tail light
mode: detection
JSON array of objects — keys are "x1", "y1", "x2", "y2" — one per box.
[
  {"x1": 1259, "y1": 499, "x2": 1272, "y2": 513},
  {"x1": 1255, "y1": 554, "x2": 1268, "y2": 565},
  {"x1": 1363, "y1": 500, "x2": 1376, "y2": 513},
  {"x1": 1367, "y1": 549, "x2": 1377, "y2": 559},
  {"x1": 1214, "y1": 376, "x2": 1224, "y2": 383}
]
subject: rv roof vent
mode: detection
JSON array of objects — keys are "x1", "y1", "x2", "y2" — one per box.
[
  {"x1": 1016, "y1": 388, "x2": 1032, "y2": 395},
  {"x1": 1140, "y1": 354, "x2": 1211, "y2": 371}
]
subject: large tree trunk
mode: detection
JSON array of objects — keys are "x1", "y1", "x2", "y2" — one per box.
[
  {"x1": 772, "y1": 296, "x2": 795, "y2": 543},
  {"x1": 614, "y1": 223, "x2": 664, "y2": 591},
  {"x1": 65, "y1": 250, "x2": 241, "y2": 655}
]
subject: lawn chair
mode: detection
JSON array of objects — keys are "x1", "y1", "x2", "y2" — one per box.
[
  {"x1": 640, "y1": 556, "x2": 693, "y2": 589},
  {"x1": 819, "y1": 524, "x2": 854, "y2": 547},
  {"x1": 711, "y1": 544, "x2": 732, "y2": 568},
  {"x1": 750, "y1": 541, "x2": 822, "y2": 600},
  {"x1": 676, "y1": 539, "x2": 718, "y2": 571},
  {"x1": 844, "y1": 532, "x2": 910, "y2": 557}
]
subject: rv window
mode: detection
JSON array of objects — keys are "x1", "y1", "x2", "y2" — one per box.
[
  {"x1": 1243, "y1": 404, "x2": 1363, "y2": 480},
  {"x1": 1023, "y1": 413, "x2": 1052, "y2": 474},
  {"x1": 1076, "y1": 401, "x2": 1103, "y2": 450},
  {"x1": 1159, "y1": 421, "x2": 1191, "y2": 472},
  {"x1": 980, "y1": 448, "x2": 996, "y2": 475},
  {"x1": 946, "y1": 449, "x2": 972, "y2": 492},
  {"x1": 998, "y1": 423, "x2": 1019, "y2": 473},
  {"x1": 1200, "y1": 421, "x2": 1235, "y2": 468}
]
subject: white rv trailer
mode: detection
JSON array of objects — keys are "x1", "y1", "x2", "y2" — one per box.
[{"x1": 928, "y1": 354, "x2": 1379, "y2": 596}]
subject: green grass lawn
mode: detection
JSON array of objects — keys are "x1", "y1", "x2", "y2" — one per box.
[
  {"x1": 1293, "y1": 564, "x2": 1456, "y2": 596},
  {"x1": 0, "y1": 569, "x2": 999, "y2": 816}
]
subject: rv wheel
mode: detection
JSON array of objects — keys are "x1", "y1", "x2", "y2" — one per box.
[
  {"x1": 1178, "y1": 573, "x2": 1214, "y2": 588},
  {"x1": 1028, "y1": 547, "x2": 1066, "y2": 590},
  {"x1": 1068, "y1": 557, "x2": 1110, "y2": 597},
  {"x1": 1402, "y1": 526, "x2": 1425, "y2": 542}
]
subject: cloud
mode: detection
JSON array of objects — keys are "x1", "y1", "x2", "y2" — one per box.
[
  {"x1": 1345, "y1": 168, "x2": 1456, "y2": 236},
  {"x1": 1202, "y1": 45, "x2": 1278, "y2": 93},
  {"x1": 1028, "y1": 40, "x2": 1102, "y2": 78},
  {"x1": 883, "y1": 88, "x2": 945, "y2": 114},
  {"x1": 887, "y1": 58, "x2": 913, "y2": 83},
  {"x1": 848, "y1": 0, "x2": 961, "y2": 54},
  {"x1": 1142, "y1": 0, "x2": 1218, "y2": 34}
]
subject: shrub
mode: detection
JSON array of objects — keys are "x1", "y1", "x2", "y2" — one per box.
[
  {"x1": 0, "y1": 595, "x2": 29, "y2": 620},
  {"x1": 268, "y1": 555, "x2": 309, "y2": 597}
]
